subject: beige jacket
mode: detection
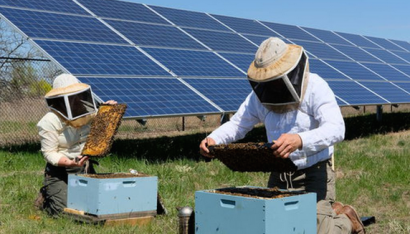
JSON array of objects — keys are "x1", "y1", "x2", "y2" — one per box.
[{"x1": 37, "y1": 112, "x2": 91, "y2": 166}]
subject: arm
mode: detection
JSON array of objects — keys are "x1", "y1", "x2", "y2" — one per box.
[
  {"x1": 297, "y1": 77, "x2": 345, "y2": 155},
  {"x1": 199, "y1": 92, "x2": 264, "y2": 156}
]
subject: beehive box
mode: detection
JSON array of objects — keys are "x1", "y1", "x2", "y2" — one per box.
[
  {"x1": 195, "y1": 187, "x2": 316, "y2": 234},
  {"x1": 67, "y1": 173, "x2": 157, "y2": 216}
]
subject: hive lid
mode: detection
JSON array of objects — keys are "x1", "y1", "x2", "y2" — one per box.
[
  {"x1": 81, "y1": 104, "x2": 127, "y2": 157},
  {"x1": 209, "y1": 142, "x2": 297, "y2": 173}
]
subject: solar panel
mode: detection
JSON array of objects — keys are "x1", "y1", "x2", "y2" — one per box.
[
  {"x1": 2, "y1": 0, "x2": 410, "y2": 119},
  {"x1": 183, "y1": 28, "x2": 258, "y2": 53},
  {"x1": 35, "y1": 40, "x2": 171, "y2": 76},
  {"x1": 390, "y1": 51, "x2": 410, "y2": 64},
  {"x1": 324, "y1": 60, "x2": 386, "y2": 81},
  {"x1": 364, "y1": 36, "x2": 406, "y2": 51},
  {"x1": 77, "y1": 0, "x2": 169, "y2": 24},
  {"x1": 211, "y1": 14, "x2": 278, "y2": 37},
  {"x1": 335, "y1": 32, "x2": 382, "y2": 49},
  {"x1": 183, "y1": 78, "x2": 251, "y2": 112},
  {"x1": 389, "y1": 39, "x2": 410, "y2": 52},
  {"x1": 78, "y1": 77, "x2": 220, "y2": 117},
  {"x1": 392, "y1": 64, "x2": 410, "y2": 77},
  {"x1": 301, "y1": 27, "x2": 352, "y2": 46},
  {"x1": 0, "y1": 0, "x2": 88, "y2": 15},
  {"x1": 0, "y1": 7, "x2": 126, "y2": 44},
  {"x1": 361, "y1": 63, "x2": 410, "y2": 82},
  {"x1": 309, "y1": 59, "x2": 351, "y2": 81},
  {"x1": 363, "y1": 47, "x2": 409, "y2": 64},
  {"x1": 218, "y1": 52, "x2": 254, "y2": 72},
  {"x1": 357, "y1": 81, "x2": 410, "y2": 104},
  {"x1": 142, "y1": 47, "x2": 245, "y2": 77},
  {"x1": 330, "y1": 44, "x2": 381, "y2": 63},
  {"x1": 149, "y1": 5, "x2": 229, "y2": 32},
  {"x1": 291, "y1": 39, "x2": 351, "y2": 60},
  {"x1": 105, "y1": 19, "x2": 205, "y2": 49},
  {"x1": 327, "y1": 80, "x2": 388, "y2": 106},
  {"x1": 393, "y1": 82, "x2": 410, "y2": 94},
  {"x1": 261, "y1": 21, "x2": 320, "y2": 42}
]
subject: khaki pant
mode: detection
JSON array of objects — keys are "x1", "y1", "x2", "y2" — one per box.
[{"x1": 267, "y1": 159, "x2": 352, "y2": 234}]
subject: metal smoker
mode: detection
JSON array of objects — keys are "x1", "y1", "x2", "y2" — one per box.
[{"x1": 177, "y1": 206, "x2": 195, "y2": 234}]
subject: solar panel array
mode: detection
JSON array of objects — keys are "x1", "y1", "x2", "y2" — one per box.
[{"x1": 1, "y1": 0, "x2": 410, "y2": 118}]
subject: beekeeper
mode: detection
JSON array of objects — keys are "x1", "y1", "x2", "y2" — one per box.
[
  {"x1": 199, "y1": 37, "x2": 365, "y2": 234},
  {"x1": 35, "y1": 73, "x2": 116, "y2": 216}
]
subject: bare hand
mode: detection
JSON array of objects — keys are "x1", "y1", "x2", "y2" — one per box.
[
  {"x1": 73, "y1": 156, "x2": 89, "y2": 167},
  {"x1": 271, "y1": 133, "x2": 302, "y2": 158},
  {"x1": 199, "y1": 137, "x2": 216, "y2": 158},
  {"x1": 104, "y1": 100, "x2": 117, "y2": 105}
]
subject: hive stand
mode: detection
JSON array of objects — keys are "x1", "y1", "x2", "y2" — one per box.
[{"x1": 63, "y1": 208, "x2": 156, "y2": 226}]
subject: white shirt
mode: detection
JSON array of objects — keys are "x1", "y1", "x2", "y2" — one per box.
[
  {"x1": 208, "y1": 73, "x2": 345, "y2": 170},
  {"x1": 37, "y1": 112, "x2": 91, "y2": 166}
]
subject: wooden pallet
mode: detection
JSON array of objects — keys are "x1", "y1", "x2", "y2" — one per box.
[{"x1": 63, "y1": 208, "x2": 156, "y2": 226}]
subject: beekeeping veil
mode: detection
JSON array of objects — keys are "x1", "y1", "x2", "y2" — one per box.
[
  {"x1": 247, "y1": 37, "x2": 309, "y2": 112},
  {"x1": 45, "y1": 74, "x2": 97, "y2": 127}
]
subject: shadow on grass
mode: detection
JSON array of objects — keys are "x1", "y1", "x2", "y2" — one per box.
[{"x1": 4, "y1": 112, "x2": 410, "y2": 162}]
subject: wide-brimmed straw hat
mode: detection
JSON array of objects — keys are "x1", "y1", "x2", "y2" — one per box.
[
  {"x1": 45, "y1": 74, "x2": 89, "y2": 97},
  {"x1": 248, "y1": 37, "x2": 304, "y2": 82}
]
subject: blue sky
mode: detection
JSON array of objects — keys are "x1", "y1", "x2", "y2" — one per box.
[{"x1": 129, "y1": 0, "x2": 410, "y2": 42}]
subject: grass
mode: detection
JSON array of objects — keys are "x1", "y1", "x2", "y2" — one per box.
[
  {"x1": 1, "y1": 131, "x2": 410, "y2": 233},
  {"x1": 2, "y1": 111, "x2": 410, "y2": 233}
]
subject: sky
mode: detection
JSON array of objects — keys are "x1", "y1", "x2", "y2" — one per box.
[{"x1": 128, "y1": 0, "x2": 410, "y2": 42}]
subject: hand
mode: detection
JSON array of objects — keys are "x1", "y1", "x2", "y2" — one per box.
[
  {"x1": 199, "y1": 137, "x2": 216, "y2": 158},
  {"x1": 73, "y1": 156, "x2": 89, "y2": 167},
  {"x1": 104, "y1": 100, "x2": 117, "y2": 105},
  {"x1": 271, "y1": 133, "x2": 302, "y2": 158}
]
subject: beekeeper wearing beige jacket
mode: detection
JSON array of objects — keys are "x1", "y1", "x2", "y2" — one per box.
[{"x1": 35, "y1": 73, "x2": 116, "y2": 216}]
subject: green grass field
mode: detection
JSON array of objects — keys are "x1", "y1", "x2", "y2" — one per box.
[{"x1": 1, "y1": 113, "x2": 410, "y2": 233}]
